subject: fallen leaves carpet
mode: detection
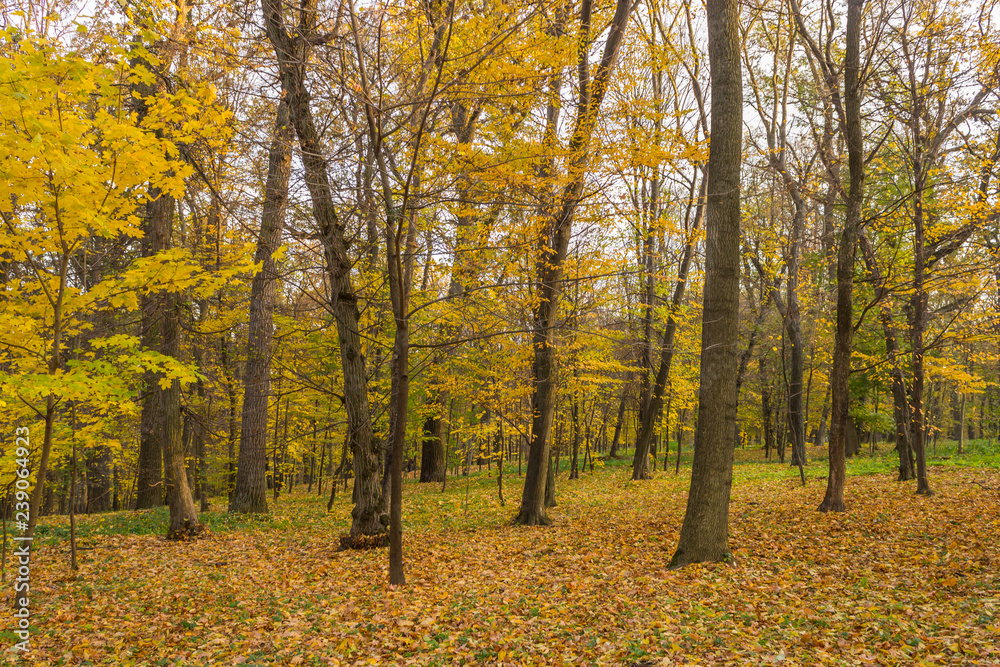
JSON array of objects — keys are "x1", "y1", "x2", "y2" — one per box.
[{"x1": 7, "y1": 466, "x2": 1000, "y2": 666}]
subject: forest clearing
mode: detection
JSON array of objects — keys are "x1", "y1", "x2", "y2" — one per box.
[{"x1": 7, "y1": 445, "x2": 1000, "y2": 666}]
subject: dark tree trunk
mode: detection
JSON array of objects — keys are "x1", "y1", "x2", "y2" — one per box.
[
  {"x1": 317, "y1": 432, "x2": 327, "y2": 495},
  {"x1": 224, "y1": 351, "x2": 238, "y2": 499},
  {"x1": 420, "y1": 415, "x2": 446, "y2": 482},
  {"x1": 380, "y1": 437, "x2": 391, "y2": 515},
  {"x1": 819, "y1": 0, "x2": 864, "y2": 513},
  {"x1": 134, "y1": 147, "x2": 170, "y2": 512},
  {"x1": 156, "y1": 196, "x2": 201, "y2": 538},
  {"x1": 670, "y1": 0, "x2": 742, "y2": 567},
  {"x1": 858, "y1": 231, "x2": 915, "y2": 480},
  {"x1": 758, "y1": 98, "x2": 808, "y2": 473},
  {"x1": 761, "y1": 358, "x2": 774, "y2": 460},
  {"x1": 387, "y1": 320, "x2": 409, "y2": 584},
  {"x1": 196, "y1": 418, "x2": 209, "y2": 512},
  {"x1": 182, "y1": 411, "x2": 195, "y2": 495},
  {"x1": 544, "y1": 448, "x2": 557, "y2": 508},
  {"x1": 515, "y1": 0, "x2": 633, "y2": 525},
  {"x1": 418, "y1": 125, "x2": 483, "y2": 483},
  {"x1": 632, "y1": 172, "x2": 704, "y2": 480},
  {"x1": 958, "y1": 391, "x2": 966, "y2": 454},
  {"x1": 163, "y1": 300, "x2": 201, "y2": 538},
  {"x1": 86, "y1": 447, "x2": 112, "y2": 513},
  {"x1": 271, "y1": 378, "x2": 283, "y2": 500},
  {"x1": 570, "y1": 398, "x2": 580, "y2": 480},
  {"x1": 908, "y1": 137, "x2": 932, "y2": 495},
  {"x1": 733, "y1": 304, "x2": 765, "y2": 451},
  {"x1": 845, "y1": 418, "x2": 860, "y2": 458},
  {"x1": 674, "y1": 411, "x2": 685, "y2": 473},
  {"x1": 814, "y1": 384, "x2": 830, "y2": 448},
  {"x1": 230, "y1": 98, "x2": 293, "y2": 514},
  {"x1": 261, "y1": 0, "x2": 383, "y2": 537},
  {"x1": 785, "y1": 267, "x2": 806, "y2": 470},
  {"x1": 136, "y1": 330, "x2": 163, "y2": 509},
  {"x1": 608, "y1": 388, "x2": 627, "y2": 458}
]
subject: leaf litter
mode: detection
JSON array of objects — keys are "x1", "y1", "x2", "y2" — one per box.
[{"x1": 7, "y1": 464, "x2": 1000, "y2": 666}]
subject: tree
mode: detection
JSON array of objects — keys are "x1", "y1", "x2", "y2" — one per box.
[
  {"x1": 345, "y1": 0, "x2": 459, "y2": 585},
  {"x1": 889, "y1": 0, "x2": 998, "y2": 496},
  {"x1": 0, "y1": 25, "x2": 217, "y2": 565},
  {"x1": 743, "y1": 2, "x2": 810, "y2": 471},
  {"x1": 261, "y1": 0, "x2": 384, "y2": 540},
  {"x1": 229, "y1": 98, "x2": 293, "y2": 514},
  {"x1": 515, "y1": 0, "x2": 634, "y2": 526},
  {"x1": 670, "y1": 0, "x2": 742, "y2": 566},
  {"x1": 816, "y1": 0, "x2": 865, "y2": 512},
  {"x1": 623, "y1": 0, "x2": 710, "y2": 481}
]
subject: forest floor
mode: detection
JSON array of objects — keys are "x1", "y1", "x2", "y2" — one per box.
[{"x1": 5, "y1": 440, "x2": 1000, "y2": 666}]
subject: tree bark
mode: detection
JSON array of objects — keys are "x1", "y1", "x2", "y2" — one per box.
[
  {"x1": 608, "y1": 387, "x2": 627, "y2": 458},
  {"x1": 420, "y1": 415, "x2": 446, "y2": 482},
  {"x1": 544, "y1": 448, "x2": 557, "y2": 508},
  {"x1": 135, "y1": 195, "x2": 171, "y2": 510},
  {"x1": 570, "y1": 393, "x2": 580, "y2": 480},
  {"x1": 418, "y1": 99, "x2": 492, "y2": 483},
  {"x1": 749, "y1": 39, "x2": 808, "y2": 471},
  {"x1": 230, "y1": 98, "x2": 293, "y2": 514},
  {"x1": 515, "y1": 0, "x2": 633, "y2": 525},
  {"x1": 670, "y1": 0, "x2": 742, "y2": 567},
  {"x1": 162, "y1": 288, "x2": 201, "y2": 538},
  {"x1": 819, "y1": 0, "x2": 865, "y2": 513},
  {"x1": 908, "y1": 138, "x2": 932, "y2": 496},
  {"x1": 631, "y1": 172, "x2": 705, "y2": 480},
  {"x1": 387, "y1": 319, "x2": 410, "y2": 584},
  {"x1": 131, "y1": 51, "x2": 174, "y2": 511},
  {"x1": 858, "y1": 231, "x2": 915, "y2": 480},
  {"x1": 261, "y1": 0, "x2": 383, "y2": 537},
  {"x1": 761, "y1": 357, "x2": 774, "y2": 459}
]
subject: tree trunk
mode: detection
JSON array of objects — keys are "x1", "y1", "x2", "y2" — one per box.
[
  {"x1": 814, "y1": 383, "x2": 830, "y2": 448},
  {"x1": 163, "y1": 366, "x2": 201, "y2": 537},
  {"x1": 570, "y1": 398, "x2": 580, "y2": 480},
  {"x1": 670, "y1": 0, "x2": 742, "y2": 567},
  {"x1": 674, "y1": 415, "x2": 683, "y2": 473},
  {"x1": 906, "y1": 95, "x2": 932, "y2": 495},
  {"x1": 420, "y1": 415, "x2": 446, "y2": 482},
  {"x1": 261, "y1": 0, "x2": 383, "y2": 537},
  {"x1": 271, "y1": 377, "x2": 283, "y2": 500},
  {"x1": 818, "y1": 0, "x2": 864, "y2": 512},
  {"x1": 958, "y1": 392, "x2": 966, "y2": 455},
  {"x1": 608, "y1": 388, "x2": 627, "y2": 458},
  {"x1": 544, "y1": 448, "x2": 557, "y2": 508},
  {"x1": 785, "y1": 277, "x2": 806, "y2": 470},
  {"x1": 387, "y1": 320, "x2": 410, "y2": 584},
  {"x1": 134, "y1": 144, "x2": 172, "y2": 512},
  {"x1": 85, "y1": 447, "x2": 112, "y2": 513},
  {"x1": 162, "y1": 317, "x2": 200, "y2": 534},
  {"x1": 762, "y1": 358, "x2": 774, "y2": 460},
  {"x1": 230, "y1": 98, "x2": 293, "y2": 514},
  {"x1": 662, "y1": 389, "x2": 672, "y2": 470},
  {"x1": 632, "y1": 171, "x2": 705, "y2": 480},
  {"x1": 858, "y1": 231, "x2": 914, "y2": 480},
  {"x1": 845, "y1": 418, "x2": 860, "y2": 458},
  {"x1": 515, "y1": 0, "x2": 633, "y2": 525},
  {"x1": 196, "y1": 417, "x2": 209, "y2": 512}
]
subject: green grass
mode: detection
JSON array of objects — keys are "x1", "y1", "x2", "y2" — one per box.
[
  {"x1": 31, "y1": 499, "x2": 323, "y2": 545},
  {"x1": 25, "y1": 436, "x2": 999, "y2": 543}
]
